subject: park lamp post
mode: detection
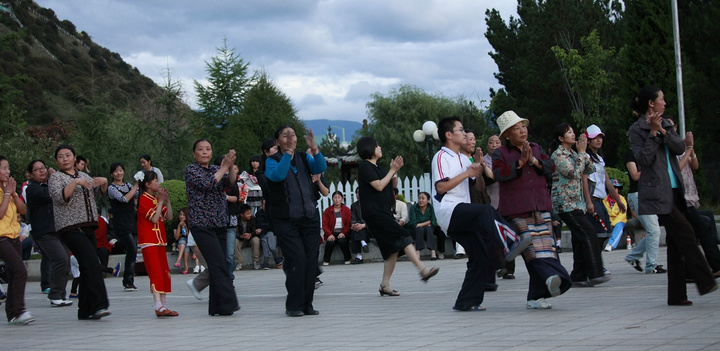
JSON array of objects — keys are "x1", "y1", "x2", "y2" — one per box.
[{"x1": 413, "y1": 121, "x2": 440, "y2": 192}]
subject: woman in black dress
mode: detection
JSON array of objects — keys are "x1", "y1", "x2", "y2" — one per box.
[{"x1": 357, "y1": 137, "x2": 438, "y2": 296}]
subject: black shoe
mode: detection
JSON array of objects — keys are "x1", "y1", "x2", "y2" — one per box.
[
  {"x1": 626, "y1": 259, "x2": 643, "y2": 272},
  {"x1": 362, "y1": 245, "x2": 369, "y2": 253},
  {"x1": 502, "y1": 274, "x2": 515, "y2": 280},
  {"x1": 485, "y1": 283, "x2": 498, "y2": 292},
  {"x1": 123, "y1": 284, "x2": 138, "y2": 291},
  {"x1": 649, "y1": 265, "x2": 667, "y2": 274},
  {"x1": 572, "y1": 280, "x2": 594, "y2": 287},
  {"x1": 556, "y1": 247, "x2": 563, "y2": 253},
  {"x1": 351, "y1": 258, "x2": 363, "y2": 264},
  {"x1": 286, "y1": 310, "x2": 304, "y2": 317},
  {"x1": 214, "y1": 305, "x2": 240, "y2": 316},
  {"x1": 303, "y1": 309, "x2": 320, "y2": 315}
]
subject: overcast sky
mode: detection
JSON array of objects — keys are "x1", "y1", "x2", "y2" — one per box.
[{"x1": 34, "y1": 0, "x2": 517, "y2": 122}]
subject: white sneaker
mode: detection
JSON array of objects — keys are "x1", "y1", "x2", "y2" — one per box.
[
  {"x1": 50, "y1": 299, "x2": 73, "y2": 307},
  {"x1": 193, "y1": 266, "x2": 200, "y2": 274},
  {"x1": 603, "y1": 244, "x2": 612, "y2": 252},
  {"x1": 545, "y1": 275, "x2": 562, "y2": 297},
  {"x1": 200, "y1": 265, "x2": 206, "y2": 273},
  {"x1": 526, "y1": 298, "x2": 552, "y2": 309},
  {"x1": 186, "y1": 279, "x2": 202, "y2": 300},
  {"x1": 235, "y1": 264, "x2": 243, "y2": 271},
  {"x1": 9, "y1": 311, "x2": 35, "y2": 325}
]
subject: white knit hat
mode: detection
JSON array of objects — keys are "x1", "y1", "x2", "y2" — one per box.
[{"x1": 497, "y1": 110, "x2": 529, "y2": 137}]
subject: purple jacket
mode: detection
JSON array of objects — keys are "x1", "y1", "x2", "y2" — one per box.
[{"x1": 492, "y1": 142, "x2": 554, "y2": 217}]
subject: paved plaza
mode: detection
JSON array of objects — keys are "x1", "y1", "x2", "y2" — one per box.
[{"x1": 2, "y1": 248, "x2": 719, "y2": 350}]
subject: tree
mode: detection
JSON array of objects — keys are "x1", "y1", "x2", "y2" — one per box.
[
  {"x1": 224, "y1": 70, "x2": 305, "y2": 169},
  {"x1": 193, "y1": 38, "x2": 253, "y2": 142},
  {"x1": 149, "y1": 64, "x2": 193, "y2": 180},
  {"x1": 551, "y1": 29, "x2": 621, "y2": 128},
  {"x1": 364, "y1": 84, "x2": 485, "y2": 177},
  {"x1": 485, "y1": 0, "x2": 624, "y2": 149}
]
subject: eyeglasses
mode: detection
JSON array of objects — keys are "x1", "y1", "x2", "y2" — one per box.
[{"x1": 452, "y1": 129, "x2": 465, "y2": 133}]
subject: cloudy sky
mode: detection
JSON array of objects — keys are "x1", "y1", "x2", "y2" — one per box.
[{"x1": 35, "y1": 0, "x2": 517, "y2": 122}]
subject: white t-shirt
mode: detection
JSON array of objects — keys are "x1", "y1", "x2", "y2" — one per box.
[
  {"x1": 589, "y1": 155, "x2": 606, "y2": 198},
  {"x1": 431, "y1": 146, "x2": 472, "y2": 233}
]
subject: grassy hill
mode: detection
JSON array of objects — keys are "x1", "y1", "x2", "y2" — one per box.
[{"x1": 1, "y1": 0, "x2": 175, "y2": 131}]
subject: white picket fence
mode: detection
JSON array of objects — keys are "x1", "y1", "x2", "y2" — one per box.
[{"x1": 317, "y1": 173, "x2": 432, "y2": 215}]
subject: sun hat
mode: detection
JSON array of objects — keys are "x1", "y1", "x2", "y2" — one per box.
[
  {"x1": 497, "y1": 111, "x2": 529, "y2": 137},
  {"x1": 585, "y1": 124, "x2": 605, "y2": 139}
]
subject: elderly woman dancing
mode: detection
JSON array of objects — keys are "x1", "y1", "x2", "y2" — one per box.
[{"x1": 492, "y1": 111, "x2": 571, "y2": 309}]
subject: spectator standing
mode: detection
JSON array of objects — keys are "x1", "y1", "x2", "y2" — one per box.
[{"x1": 139, "y1": 154, "x2": 164, "y2": 183}]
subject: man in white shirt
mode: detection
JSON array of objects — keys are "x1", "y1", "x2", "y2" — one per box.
[{"x1": 432, "y1": 116, "x2": 530, "y2": 311}]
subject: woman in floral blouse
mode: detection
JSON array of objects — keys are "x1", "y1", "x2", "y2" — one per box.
[{"x1": 550, "y1": 123, "x2": 608, "y2": 287}]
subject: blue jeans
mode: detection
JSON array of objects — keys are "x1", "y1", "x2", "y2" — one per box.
[
  {"x1": 624, "y1": 192, "x2": 661, "y2": 272},
  {"x1": 225, "y1": 227, "x2": 237, "y2": 278}
]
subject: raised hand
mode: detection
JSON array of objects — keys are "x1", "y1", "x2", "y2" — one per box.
[
  {"x1": 305, "y1": 128, "x2": 318, "y2": 154},
  {"x1": 222, "y1": 150, "x2": 237, "y2": 170},
  {"x1": 474, "y1": 147, "x2": 484, "y2": 164},
  {"x1": 6, "y1": 176, "x2": 17, "y2": 193},
  {"x1": 576, "y1": 134, "x2": 588, "y2": 153},
  {"x1": 390, "y1": 156, "x2": 404, "y2": 172},
  {"x1": 685, "y1": 131, "x2": 694, "y2": 147}
]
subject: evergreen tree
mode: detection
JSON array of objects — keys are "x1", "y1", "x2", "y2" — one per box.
[
  {"x1": 225, "y1": 70, "x2": 305, "y2": 170},
  {"x1": 193, "y1": 38, "x2": 253, "y2": 143}
]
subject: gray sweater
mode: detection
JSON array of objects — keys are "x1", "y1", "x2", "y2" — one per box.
[{"x1": 48, "y1": 171, "x2": 102, "y2": 232}]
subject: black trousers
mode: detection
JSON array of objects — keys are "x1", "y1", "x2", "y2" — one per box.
[
  {"x1": 272, "y1": 214, "x2": 320, "y2": 313},
  {"x1": 34, "y1": 233, "x2": 70, "y2": 300},
  {"x1": 350, "y1": 228, "x2": 368, "y2": 253},
  {"x1": 116, "y1": 230, "x2": 136, "y2": 287},
  {"x1": 686, "y1": 206, "x2": 720, "y2": 273},
  {"x1": 446, "y1": 203, "x2": 502, "y2": 309},
  {"x1": 323, "y1": 233, "x2": 350, "y2": 262},
  {"x1": 59, "y1": 227, "x2": 109, "y2": 319},
  {"x1": 559, "y1": 210, "x2": 604, "y2": 281},
  {"x1": 190, "y1": 226, "x2": 238, "y2": 315},
  {"x1": 0, "y1": 237, "x2": 26, "y2": 321},
  {"x1": 659, "y1": 191, "x2": 715, "y2": 304}
]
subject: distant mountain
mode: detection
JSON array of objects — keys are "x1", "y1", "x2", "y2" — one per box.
[{"x1": 303, "y1": 119, "x2": 363, "y2": 144}]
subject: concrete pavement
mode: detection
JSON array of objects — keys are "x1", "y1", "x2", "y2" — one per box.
[{"x1": 2, "y1": 248, "x2": 719, "y2": 350}]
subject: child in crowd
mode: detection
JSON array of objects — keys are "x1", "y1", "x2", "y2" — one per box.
[
  {"x1": 173, "y1": 208, "x2": 191, "y2": 273},
  {"x1": 181, "y1": 208, "x2": 203, "y2": 274},
  {"x1": 235, "y1": 204, "x2": 261, "y2": 270},
  {"x1": 136, "y1": 170, "x2": 177, "y2": 317},
  {"x1": 604, "y1": 179, "x2": 629, "y2": 251}
]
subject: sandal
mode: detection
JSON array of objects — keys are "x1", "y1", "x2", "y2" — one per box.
[
  {"x1": 379, "y1": 284, "x2": 400, "y2": 296},
  {"x1": 156, "y1": 308, "x2": 179, "y2": 317},
  {"x1": 174, "y1": 262, "x2": 181, "y2": 268},
  {"x1": 420, "y1": 266, "x2": 439, "y2": 282}
]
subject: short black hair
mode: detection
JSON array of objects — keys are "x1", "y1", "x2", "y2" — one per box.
[
  {"x1": 26, "y1": 159, "x2": 46, "y2": 174},
  {"x1": 192, "y1": 139, "x2": 211, "y2": 151},
  {"x1": 109, "y1": 162, "x2": 124, "y2": 174},
  {"x1": 54, "y1": 144, "x2": 76, "y2": 159},
  {"x1": 438, "y1": 116, "x2": 461, "y2": 144},
  {"x1": 239, "y1": 203, "x2": 252, "y2": 214},
  {"x1": 138, "y1": 170, "x2": 159, "y2": 192},
  {"x1": 139, "y1": 154, "x2": 152, "y2": 163},
  {"x1": 357, "y1": 136, "x2": 378, "y2": 160}
]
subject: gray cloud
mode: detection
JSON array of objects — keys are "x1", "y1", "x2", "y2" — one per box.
[{"x1": 35, "y1": 0, "x2": 516, "y2": 122}]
